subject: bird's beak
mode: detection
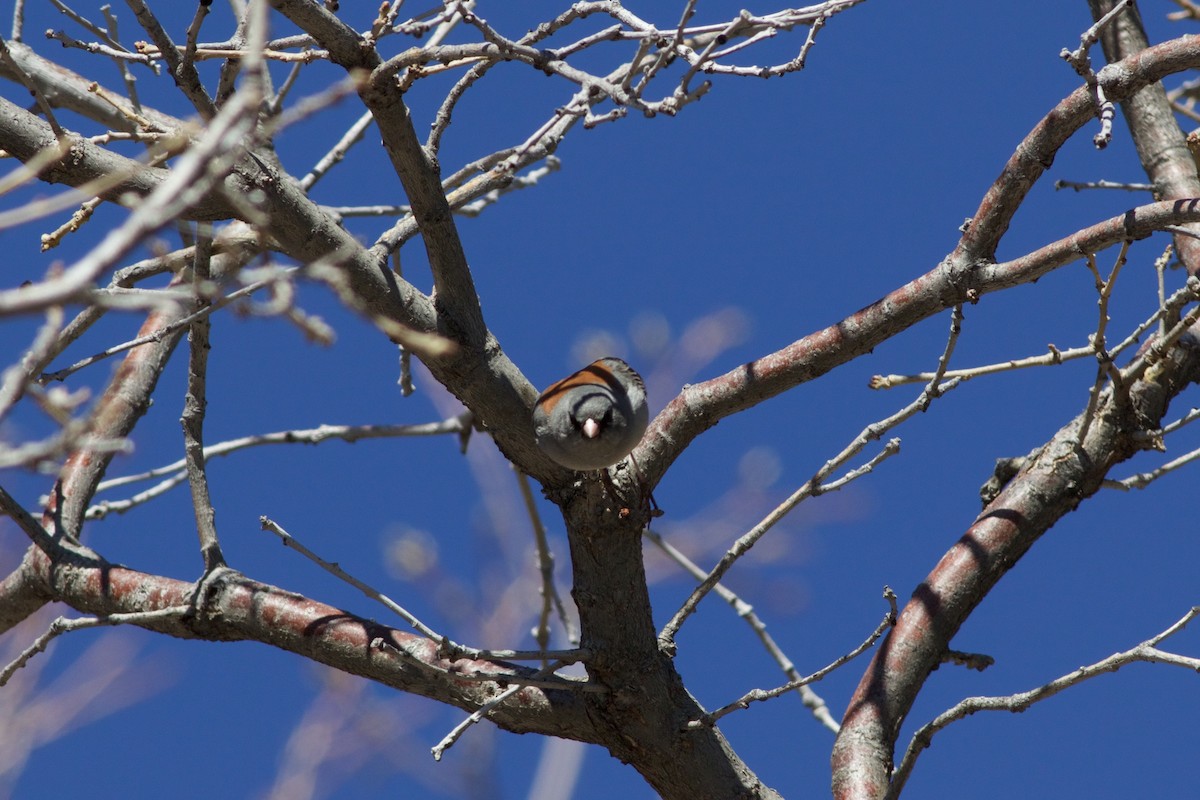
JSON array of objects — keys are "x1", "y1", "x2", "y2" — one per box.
[{"x1": 582, "y1": 418, "x2": 601, "y2": 439}]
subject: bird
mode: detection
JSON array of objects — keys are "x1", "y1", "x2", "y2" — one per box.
[{"x1": 532, "y1": 357, "x2": 649, "y2": 472}]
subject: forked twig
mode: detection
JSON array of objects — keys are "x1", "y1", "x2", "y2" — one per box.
[
  {"x1": 886, "y1": 606, "x2": 1200, "y2": 800},
  {"x1": 687, "y1": 588, "x2": 897, "y2": 729},
  {"x1": 645, "y1": 527, "x2": 840, "y2": 733},
  {"x1": 660, "y1": 302, "x2": 967, "y2": 648}
]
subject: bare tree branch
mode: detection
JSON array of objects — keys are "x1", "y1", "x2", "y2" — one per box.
[
  {"x1": 886, "y1": 606, "x2": 1200, "y2": 800},
  {"x1": 832, "y1": 8, "x2": 1200, "y2": 794}
]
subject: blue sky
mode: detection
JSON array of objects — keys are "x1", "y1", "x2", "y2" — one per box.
[{"x1": 2, "y1": 2, "x2": 1198, "y2": 798}]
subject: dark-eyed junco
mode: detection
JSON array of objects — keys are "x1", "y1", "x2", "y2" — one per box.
[{"x1": 532, "y1": 357, "x2": 649, "y2": 471}]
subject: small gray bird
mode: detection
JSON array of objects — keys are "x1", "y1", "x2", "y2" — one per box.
[{"x1": 532, "y1": 357, "x2": 649, "y2": 471}]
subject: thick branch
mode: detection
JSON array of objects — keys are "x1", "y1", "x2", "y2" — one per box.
[
  {"x1": 640, "y1": 32, "x2": 1200, "y2": 489},
  {"x1": 248, "y1": 2, "x2": 569, "y2": 486},
  {"x1": 44, "y1": 243, "x2": 258, "y2": 539},
  {"x1": 0, "y1": 539, "x2": 596, "y2": 739},
  {"x1": 0, "y1": 39, "x2": 180, "y2": 132},
  {"x1": 1088, "y1": 0, "x2": 1200, "y2": 273},
  {"x1": 561, "y1": 480, "x2": 782, "y2": 799},
  {"x1": 0, "y1": 95, "x2": 239, "y2": 222},
  {"x1": 641, "y1": 198, "x2": 1200, "y2": 488},
  {"x1": 0, "y1": 17, "x2": 562, "y2": 488},
  {"x1": 267, "y1": 0, "x2": 486, "y2": 349},
  {"x1": 959, "y1": 32, "x2": 1200, "y2": 262},
  {"x1": 831, "y1": 13, "x2": 1200, "y2": 797},
  {"x1": 830, "y1": 326, "x2": 1200, "y2": 798}
]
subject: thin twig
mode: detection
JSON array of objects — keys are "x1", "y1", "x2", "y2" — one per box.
[
  {"x1": 920, "y1": 304, "x2": 963, "y2": 404},
  {"x1": 389, "y1": 251, "x2": 415, "y2": 397},
  {"x1": 181, "y1": 1, "x2": 211, "y2": 79},
  {"x1": 299, "y1": 110, "x2": 373, "y2": 191},
  {"x1": 265, "y1": 53, "x2": 307, "y2": 117},
  {"x1": 370, "y1": 637, "x2": 593, "y2": 692},
  {"x1": 1077, "y1": 243, "x2": 1130, "y2": 443},
  {"x1": 42, "y1": 28, "x2": 152, "y2": 65},
  {"x1": 430, "y1": 660, "x2": 566, "y2": 761},
  {"x1": 1157, "y1": 244, "x2": 1172, "y2": 339},
  {"x1": 1060, "y1": 0, "x2": 1130, "y2": 148},
  {"x1": 181, "y1": 228, "x2": 225, "y2": 571},
  {"x1": 1121, "y1": 275, "x2": 1200, "y2": 383},
  {"x1": 0, "y1": 607, "x2": 189, "y2": 687},
  {"x1": 100, "y1": 416, "x2": 471, "y2": 491},
  {"x1": 1105, "y1": 443, "x2": 1200, "y2": 490},
  {"x1": 40, "y1": 195, "x2": 104, "y2": 251},
  {"x1": 125, "y1": 0, "x2": 216, "y2": 117},
  {"x1": 102, "y1": 5, "x2": 148, "y2": 112},
  {"x1": 261, "y1": 515, "x2": 449, "y2": 643},
  {"x1": 0, "y1": 36, "x2": 64, "y2": 136},
  {"x1": 0, "y1": 425, "x2": 130, "y2": 471},
  {"x1": 0, "y1": 306, "x2": 63, "y2": 424},
  {"x1": 41, "y1": 267, "x2": 292, "y2": 383},
  {"x1": 0, "y1": 482, "x2": 58, "y2": 552},
  {"x1": 870, "y1": 301, "x2": 1162, "y2": 391},
  {"x1": 83, "y1": 415, "x2": 471, "y2": 517},
  {"x1": 1160, "y1": 404, "x2": 1200, "y2": 437},
  {"x1": 48, "y1": 0, "x2": 124, "y2": 49},
  {"x1": 12, "y1": 0, "x2": 25, "y2": 41},
  {"x1": 1054, "y1": 178, "x2": 1154, "y2": 192},
  {"x1": 517, "y1": 470, "x2": 577, "y2": 660}
]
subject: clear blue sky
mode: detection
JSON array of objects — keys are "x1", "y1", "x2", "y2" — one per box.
[{"x1": 2, "y1": 2, "x2": 1197, "y2": 798}]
